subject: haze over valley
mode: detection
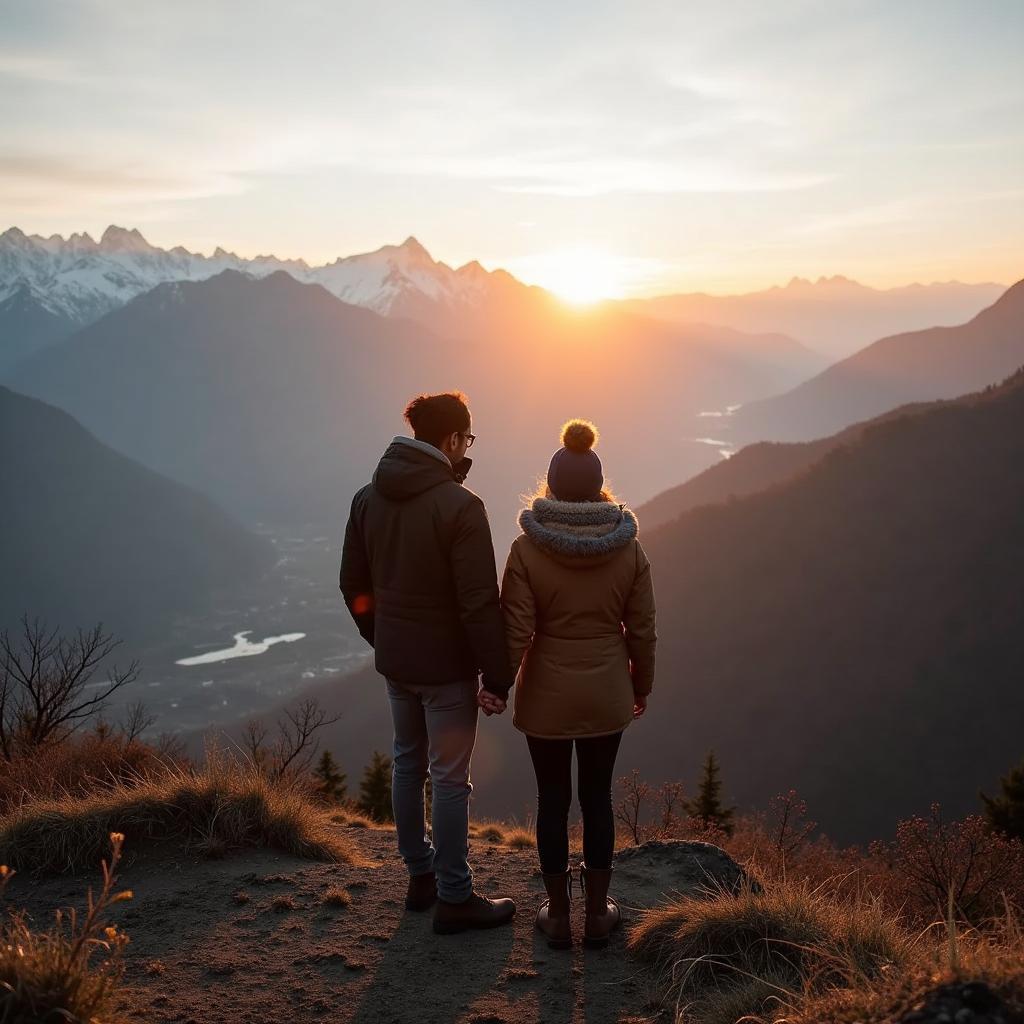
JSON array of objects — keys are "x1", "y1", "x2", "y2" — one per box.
[{"x1": 2, "y1": 222, "x2": 1020, "y2": 841}]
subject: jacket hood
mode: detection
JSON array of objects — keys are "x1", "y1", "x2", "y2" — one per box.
[
  {"x1": 372, "y1": 437, "x2": 469, "y2": 500},
  {"x1": 518, "y1": 496, "x2": 638, "y2": 566}
]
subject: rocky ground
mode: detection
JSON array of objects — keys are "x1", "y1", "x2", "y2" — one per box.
[
  {"x1": 10, "y1": 823, "x2": 698, "y2": 1024},
  {"x1": 13, "y1": 823, "x2": 1016, "y2": 1024}
]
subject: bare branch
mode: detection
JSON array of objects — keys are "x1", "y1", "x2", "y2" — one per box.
[
  {"x1": 120, "y1": 701, "x2": 157, "y2": 744},
  {"x1": 0, "y1": 617, "x2": 140, "y2": 757},
  {"x1": 272, "y1": 698, "x2": 342, "y2": 781}
]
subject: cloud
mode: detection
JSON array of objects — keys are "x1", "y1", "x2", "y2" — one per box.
[
  {"x1": 0, "y1": 153, "x2": 245, "y2": 207},
  {"x1": 0, "y1": 53, "x2": 88, "y2": 84}
]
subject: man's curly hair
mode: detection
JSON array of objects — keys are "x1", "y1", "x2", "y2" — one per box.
[{"x1": 403, "y1": 391, "x2": 471, "y2": 446}]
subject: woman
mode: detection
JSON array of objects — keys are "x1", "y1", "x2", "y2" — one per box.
[{"x1": 499, "y1": 419, "x2": 656, "y2": 949}]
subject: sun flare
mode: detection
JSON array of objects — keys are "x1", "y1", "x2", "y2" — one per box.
[{"x1": 515, "y1": 247, "x2": 628, "y2": 306}]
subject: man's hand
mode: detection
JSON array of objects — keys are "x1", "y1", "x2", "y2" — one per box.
[
  {"x1": 478, "y1": 688, "x2": 507, "y2": 716},
  {"x1": 633, "y1": 693, "x2": 648, "y2": 719}
]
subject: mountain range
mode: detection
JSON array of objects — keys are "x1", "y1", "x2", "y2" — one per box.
[
  {"x1": 0, "y1": 226, "x2": 546, "y2": 373},
  {"x1": 1, "y1": 224, "x2": 1003, "y2": 375},
  {"x1": 7, "y1": 268, "x2": 829, "y2": 547},
  {"x1": 620, "y1": 275, "x2": 1005, "y2": 360},
  {"x1": 0, "y1": 385, "x2": 273, "y2": 640},
  {"x1": 727, "y1": 278, "x2": 1024, "y2": 444}
]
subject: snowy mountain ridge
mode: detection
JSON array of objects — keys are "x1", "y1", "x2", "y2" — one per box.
[{"x1": 0, "y1": 225, "x2": 512, "y2": 328}]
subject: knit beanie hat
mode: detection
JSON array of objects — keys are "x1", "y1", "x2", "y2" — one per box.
[{"x1": 547, "y1": 419, "x2": 603, "y2": 501}]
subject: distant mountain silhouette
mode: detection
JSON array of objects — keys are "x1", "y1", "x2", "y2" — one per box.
[
  {"x1": 620, "y1": 276, "x2": 1004, "y2": 360},
  {"x1": 9, "y1": 269, "x2": 829, "y2": 545},
  {"x1": 727, "y1": 279, "x2": 1024, "y2": 444},
  {"x1": 0, "y1": 385, "x2": 274, "y2": 642}
]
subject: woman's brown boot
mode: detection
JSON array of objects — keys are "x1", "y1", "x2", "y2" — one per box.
[
  {"x1": 580, "y1": 863, "x2": 621, "y2": 949},
  {"x1": 536, "y1": 869, "x2": 573, "y2": 949}
]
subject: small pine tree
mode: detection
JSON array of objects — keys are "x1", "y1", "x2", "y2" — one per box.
[
  {"x1": 358, "y1": 750, "x2": 394, "y2": 822},
  {"x1": 686, "y1": 749, "x2": 736, "y2": 836},
  {"x1": 981, "y1": 757, "x2": 1024, "y2": 841},
  {"x1": 313, "y1": 750, "x2": 347, "y2": 804}
]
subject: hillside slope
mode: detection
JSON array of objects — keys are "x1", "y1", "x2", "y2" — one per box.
[
  {"x1": 636, "y1": 368, "x2": 1024, "y2": 841},
  {"x1": 0, "y1": 385, "x2": 274, "y2": 641},
  {"x1": 636, "y1": 399, "x2": 944, "y2": 532}
]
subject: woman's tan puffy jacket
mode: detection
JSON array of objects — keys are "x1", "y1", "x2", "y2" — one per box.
[{"x1": 500, "y1": 496, "x2": 656, "y2": 739}]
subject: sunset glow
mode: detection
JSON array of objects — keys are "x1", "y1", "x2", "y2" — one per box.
[
  {"x1": 1, "y1": 4, "x2": 1020, "y2": 291},
  {"x1": 512, "y1": 247, "x2": 631, "y2": 306}
]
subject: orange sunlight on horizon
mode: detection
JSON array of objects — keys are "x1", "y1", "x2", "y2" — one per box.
[{"x1": 511, "y1": 247, "x2": 631, "y2": 306}]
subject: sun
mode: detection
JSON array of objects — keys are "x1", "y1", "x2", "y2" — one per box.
[{"x1": 516, "y1": 247, "x2": 628, "y2": 306}]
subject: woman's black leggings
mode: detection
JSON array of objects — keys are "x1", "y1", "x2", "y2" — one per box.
[{"x1": 526, "y1": 731, "x2": 623, "y2": 873}]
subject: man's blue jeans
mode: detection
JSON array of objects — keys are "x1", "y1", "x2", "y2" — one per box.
[{"x1": 385, "y1": 677, "x2": 478, "y2": 903}]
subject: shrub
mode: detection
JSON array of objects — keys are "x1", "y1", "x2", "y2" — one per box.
[
  {"x1": 0, "y1": 728, "x2": 174, "y2": 814},
  {"x1": 869, "y1": 803, "x2": 1024, "y2": 925}
]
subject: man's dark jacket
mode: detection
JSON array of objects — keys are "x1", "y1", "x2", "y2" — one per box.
[{"x1": 339, "y1": 438, "x2": 513, "y2": 698}]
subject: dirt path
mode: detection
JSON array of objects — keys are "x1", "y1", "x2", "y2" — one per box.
[{"x1": 12, "y1": 824, "x2": 668, "y2": 1024}]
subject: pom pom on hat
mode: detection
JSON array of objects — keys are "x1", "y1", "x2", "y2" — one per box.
[
  {"x1": 561, "y1": 419, "x2": 598, "y2": 453},
  {"x1": 548, "y1": 418, "x2": 604, "y2": 501}
]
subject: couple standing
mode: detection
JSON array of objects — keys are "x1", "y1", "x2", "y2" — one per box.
[{"x1": 339, "y1": 391, "x2": 656, "y2": 950}]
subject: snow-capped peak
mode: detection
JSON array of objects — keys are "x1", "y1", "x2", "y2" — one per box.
[
  {"x1": 0, "y1": 225, "x2": 523, "y2": 330},
  {"x1": 99, "y1": 225, "x2": 156, "y2": 254}
]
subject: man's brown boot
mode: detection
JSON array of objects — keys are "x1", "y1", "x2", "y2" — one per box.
[
  {"x1": 536, "y1": 869, "x2": 572, "y2": 949},
  {"x1": 432, "y1": 891, "x2": 516, "y2": 935},
  {"x1": 405, "y1": 871, "x2": 437, "y2": 911},
  {"x1": 580, "y1": 863, "x2": 621, "y2": 949}
]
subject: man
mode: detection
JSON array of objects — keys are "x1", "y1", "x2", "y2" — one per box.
[{"x1": 339, "y1": 391, "x2": 516, "y2": 934}]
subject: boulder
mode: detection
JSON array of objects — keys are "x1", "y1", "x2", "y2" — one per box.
[
  {"x1": 898, "y1": 980, "x2": 1020, "y2": 1024},
  {"x1": 612, "y1": 840, "x2": 760, "y2": 911}
]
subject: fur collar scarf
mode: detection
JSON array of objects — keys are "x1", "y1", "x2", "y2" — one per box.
[{"x1": 518, "y1": 496, "x2": 638, "y2": 562}]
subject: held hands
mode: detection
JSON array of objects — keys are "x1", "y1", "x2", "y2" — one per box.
[
  {"x1": 477, "y1": 687, "x2": 507, "y2": 716},
  {"x1": 632, "y1": 692, "x2": 648, "y2": 719}
]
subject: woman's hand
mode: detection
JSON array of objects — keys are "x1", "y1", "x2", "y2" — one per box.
[{"x1": 632, "y1": 693, "x2": 648, "y2": 719}]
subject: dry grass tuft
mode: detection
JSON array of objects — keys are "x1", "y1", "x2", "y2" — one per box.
[
  {"x1": 475, "y1": 824, "x2": 505, "y2": 842},
  {"x1": 629, "y1": 875, "x2": 909, "y2": 1024},
  {"x1": 795, "y1": 899, "x2": 1024, "y2": 1023},
  {"x1": 321, "y1": 886, "x2": 352, "y2": 908},
  {"x1": 503, "y1": 826, "x2": 535, "y2": 850},
  {"x1": 270, "y1": 894, "x2": 296, "y2": 913},
  {"x1": 0, "y1": 752, "x2": 359, "y2": 874},
  {"x1": 470, "y1": 821, "x2": 534, "y2": 848},
  {"x1": 0, "y1": 833, "x2": 132, "y2": 1023}
]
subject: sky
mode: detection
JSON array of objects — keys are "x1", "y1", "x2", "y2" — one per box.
[{"x1": 1, "y1": 0, "x2": 1021, "y2": 297}]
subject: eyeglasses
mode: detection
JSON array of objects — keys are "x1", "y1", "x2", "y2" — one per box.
[{"x1": 462, "y1": 432, "x2": 476, "y2": 448}]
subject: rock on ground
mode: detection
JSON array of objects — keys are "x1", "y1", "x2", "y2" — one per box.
[
  {"x1": 613, "y1": 839, "x2": 759, "y2": 910},
  {"x1": 898, "y1": 980, "x2": 1023, "y2": 1024}
]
